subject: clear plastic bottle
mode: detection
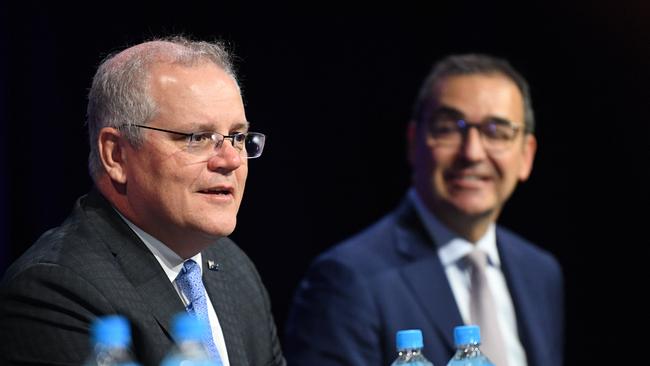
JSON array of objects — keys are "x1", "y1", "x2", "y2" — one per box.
[
  {"x1": 160, "y1": 313, "x2": 219, "y2": 366},
  {"x1": 446, "y1": 325, "x2": 495, "y2": 366},
  {"x1": 391, "y1": 329, "x2": 435, "y2": 366},
  {"x1": 84, "y1": 315, "x2": 140, "y2": 366}
]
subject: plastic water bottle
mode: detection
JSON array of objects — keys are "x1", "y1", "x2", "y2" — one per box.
[
  {"x1": 160, "y1": 313, "x2": 218, "y2": 366},
  {"x1": 391, "y1": 329, "x2": 435, "y2": 366},
  {"x1": 84, "y1": 315, "x2": 140, "y2": 366},
  {"x1": 446, "y1": 325, "x2": 494, "y2": 366}
]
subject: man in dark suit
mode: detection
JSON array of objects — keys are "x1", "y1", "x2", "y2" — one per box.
[
  {"x1": 285, "y1": 54, "x2": 563, "y2": 366},
  {"x1": 0, "y1": 37, "x2": 285, "y2": 366}
]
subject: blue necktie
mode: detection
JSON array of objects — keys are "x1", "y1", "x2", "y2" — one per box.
[{"x1": 175, "y1": 259, "x2": 223, "y2": 365}]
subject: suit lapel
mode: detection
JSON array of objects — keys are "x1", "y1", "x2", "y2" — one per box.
[
  {"x1": 82, "y1": 190, "x2": 185, "y2": 340},
  {"x1": 393, "y1": 200, "x2": 463, "y2": 351},
  {"x1": 202, "y1": 243, "x2": 249, "y2": 366},
  {"x1": 123, "y1": 252, "x2": 185, "y2": 340},
  {"x1": 498, "y1": 234, "x2": 547, "y2": 366}
]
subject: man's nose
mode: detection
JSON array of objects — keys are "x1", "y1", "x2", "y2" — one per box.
[
  {"x1": 459, "y1": 127, "x2": 488, "y2": 161},
  {"x1": 207, "y1": 140, "x2": 243, "y2": 172}
]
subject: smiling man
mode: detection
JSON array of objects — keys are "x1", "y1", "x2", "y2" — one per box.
[
  {"x1": 285, "y1": 54, "x2": 563, "y2": 366},
  {"x1": 0, "y1": 37, "x2": 285, "y2": 366}
]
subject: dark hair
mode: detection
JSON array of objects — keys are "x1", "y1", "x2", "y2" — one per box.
[{"x1": 412, "y1": 54, "x2": 535, "y2": 134}]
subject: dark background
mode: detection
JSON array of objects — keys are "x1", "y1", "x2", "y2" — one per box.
[{"x1": 2, "y1": 1, "x2": 649, "y2": 363}]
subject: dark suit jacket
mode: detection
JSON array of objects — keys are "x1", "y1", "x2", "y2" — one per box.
[
  {"x1": 284, "y1": 197, "x2": 563, "y2": 366},
  {"x1": 0, "y1": 189, "x2": 285, "y2": 366}
]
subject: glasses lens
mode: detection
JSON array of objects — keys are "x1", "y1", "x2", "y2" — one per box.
[
  {"x1": 429, "y1": 117, "x2": 462, "y2": 146},
  {"x1": 187, "y1": 132, "x2": 216, "y2": 152},
  {"x1": 185, "y1": 131, "x2": 265, "y2": 159},
  {"x1": 428, "y1": 117, "x2": 520, "y2": 152},
  {"x1": 483, "y1": 121, "x2": 517, "y2": 140},
  {"x1": 481, "y1": 121, "x2": 519, "y2": 151},
  {"x1": 244, "y1": 133, "x2": 265, "y2": 159}
]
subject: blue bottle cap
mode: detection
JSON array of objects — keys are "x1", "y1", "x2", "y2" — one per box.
[
  {"x1": 454, "y1": 325, "x2": 481, "y2": 346},
  {"x1": 171, "y1": 312, "x2": 209, "y2": 342},
  {"x1": 91, "y1": 315, "x2": 131, "y2": 347},
  {"x1": 396, "y1": 329, "x2": 423, "y2": 350}
]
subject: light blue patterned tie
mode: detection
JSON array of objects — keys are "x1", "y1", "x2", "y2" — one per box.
[{"x1": 175, "y1": 259, "x2": 223, "y2": 365}]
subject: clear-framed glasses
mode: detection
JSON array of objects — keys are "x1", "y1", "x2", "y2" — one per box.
[
  {"x1": 127, "y1": 124, "x2": 266, "y2": 159},
  {"x1": 427, "y1": 112, "x2": 522, "y2": 152}
]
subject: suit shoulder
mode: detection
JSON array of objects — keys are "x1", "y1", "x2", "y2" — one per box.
[
  {"x1": 311, "y1": 209, "x2": 406, "y2": 276},
  {"x1": 3, "y1": 221, "x2": 103, "y2": 285},
  {"x1": 497, "y1": 226, "x2": 561, "y2": 274},
  {"x1": 2, "y1": 192, "x2": 129, "y2": 288}
]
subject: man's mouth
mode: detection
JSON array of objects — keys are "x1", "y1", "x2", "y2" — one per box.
[
  {"x1": 198, "y1": 187, "x2": 234, "y2": 195},
  {"x1": 453, "y1": 174, "x2": 488, "y2": 181},
  {"x1": 446, "y1": 172, "x2": 493, "y2": 187}
]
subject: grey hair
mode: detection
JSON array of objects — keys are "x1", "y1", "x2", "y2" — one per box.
[
  {"x1": 86, "y1": 36, "x2": 238, "y2": 180},
  {"x1": 412, "y1": 53, "x2": 535, "y2": 134}
]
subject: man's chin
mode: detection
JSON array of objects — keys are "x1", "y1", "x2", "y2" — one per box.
[
  {"x1": 454, "y1": 204, "x2": 496, "y2": 220},
  {"x1": 202, "y1": 220, "x2": 237, "y2": 239},
  {"x1": 444, "y1": 197, "x2": 497, "y2": 220}
]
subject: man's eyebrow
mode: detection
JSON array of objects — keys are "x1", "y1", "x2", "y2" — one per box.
[
  {"x1": 488, "y1": 116, "x2": 516, "y2": 125},
  {"x1": 188, "y1": 121, "x2": 250, "y2": 132},
  {"x1": 432, "y1": 105, "x2": 464, "y2": 118},
  {"x1": 232, "y1": 121, "x2": 250, "y2": 131},
  {"x1": 434, "y1": 106, "x2": 516, "y2": 126}
]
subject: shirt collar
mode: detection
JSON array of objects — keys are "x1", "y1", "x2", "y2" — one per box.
[
  {"x1": 115, "y1": 210, "x2": 203, "y2": 282},
  {"x1": 408, "y1": 188, "x2": 501, "y2": 268}
]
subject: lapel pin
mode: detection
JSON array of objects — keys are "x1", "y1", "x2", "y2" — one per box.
[{"x1": 207, "y1": 260, "x2": 220, "y2": 271}]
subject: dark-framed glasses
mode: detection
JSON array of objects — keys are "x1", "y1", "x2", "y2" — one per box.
[
  {"x1": 427, "y1": 114, "x2": 522, "y2": 152},
  {"x1": 126, "y1": 124, "x2": 266, "y2": 159}
]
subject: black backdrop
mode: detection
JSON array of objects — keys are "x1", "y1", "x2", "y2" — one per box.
[{"x1": 2, "y1": 2, "x2": 649, "y2": 363}]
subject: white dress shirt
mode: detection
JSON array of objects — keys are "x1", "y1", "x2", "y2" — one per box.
[
  {"x1": 409, "y1": 188, "x2": 527, "y2": 366},
  {"x1": 118, "y1": 213, "x2": 230, "y2": 366}
]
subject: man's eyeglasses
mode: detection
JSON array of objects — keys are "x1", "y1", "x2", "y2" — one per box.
[
  {"x1": 426, "y1": 112, "x2": 522, "y2": 152},
  {"x1": 125, "y1": 124, "x2": 266, "y2": 159}
]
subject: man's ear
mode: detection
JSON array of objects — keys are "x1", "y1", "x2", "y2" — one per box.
[
  {"x1": 98, "y1": 127, "x2": 128, "y2": 184},
  {"x1": 518, "y1": 134, "x2": 537, "y2": 182}
]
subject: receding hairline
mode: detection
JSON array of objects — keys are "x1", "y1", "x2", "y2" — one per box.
[{"x1": 103, "y1": 40, "x2": 222, "y2": 71}]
